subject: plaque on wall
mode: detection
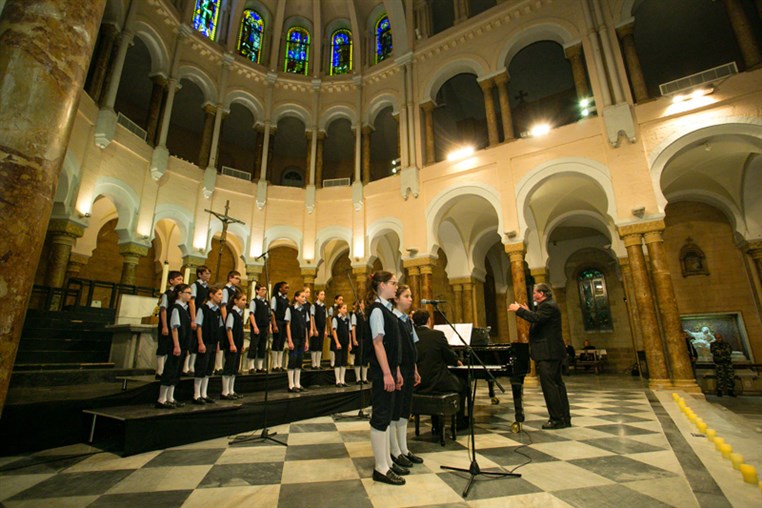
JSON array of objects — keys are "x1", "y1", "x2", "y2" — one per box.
[{"x1": 679, "y1": 237, "x2": 709, "y2": 277}]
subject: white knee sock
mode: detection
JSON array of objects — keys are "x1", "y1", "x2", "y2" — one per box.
[
  {"x1": 214, "y1": 350, "x2": 224, "y2": 370},
  {"x1": 158, "y1": 385, "x2": 169, "y2": 403},
  {"x1": 201, "y1": 377, "x2": 209, "y2": 398},
  {"x1": 330, "y1": 351, "x2": 335, "y2": 367},
  {"x1": 221, "y1": 376, "x2": 230, "y2": 395},
  {"x1": 287, "y1": 369, "x2": 295, "y2": 389},
  {"x1": 334, "y1": 367, "x2": 341, "y2": 385},
  {"x1": 247, "y1": 359, "x2": 255, "y2": 371},
  {"x1": 167, "y1": 385, "x2": 176, "y2": 402},
  {"x1": 390, "y1": 419, "x2": 402, "y2": 457},
  {"x1": 354, "y1": 366, "x2": 361, "y2": 382},
  {"x1": 256, "y1": 358, "x2": 263, "y2": 371},
  {"x1": 230, "y1": 375, "x2": 236, "y2": 395},
  {"x1": 188, "y1": 353, "x2": 196, "y2": 372},
  {"x1": 371, "y1": 428, "x2": 389, "y2": 474},
  {"x1": 397, "y1": 418, "x2": 410, "y2": 455},
  {"x1": 193, "y1": 378, "x2": 202, "y2": 399},
  {"x1": 362, "y1": 365, "x2": 368, "y2": 382},
  {"x1": 384, "y1": 428, "x2": 394, "y2": 470},
  {"x1": 295, "y1": 369, "x2": 302, "y2": 388},
  {"x1": 316, "y1": 351, "x2": 322, "y2": 367},
  {"x1": 340, "y1": 366, "x2": 346, "y2": 385},
  {"x1": 156, "y1": 355, "x2": 166, "y2": 375},
  {"x1": 182, "y1": 354, "x2": 191, "y2": 373}
]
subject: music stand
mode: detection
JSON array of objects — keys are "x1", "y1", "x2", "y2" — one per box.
[
  {"x1": 333, "y1": 269, "x2": 369, "y2": 420},
  {"x1": 229, "y1": 251, "x2": 286, "y2": 447},
  {"x1": 432, "y1": 302, "x2": 520, "y2": 497}
]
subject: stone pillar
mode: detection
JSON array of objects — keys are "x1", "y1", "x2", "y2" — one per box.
[
  {"x1": 643, "y1": 226, "x2": 700, "y2": 391},
  {"x1": 119, "y1": 243, "x2": 149, "y2": 286},
  {"x1": 156, "y1": 77, "x2": 179, "y2": 148},
  {"x1": 744, "y1": 240, "x2": 762, "y2": 288},
  {"x1": 405, "y1": 265, "x2": 421, "y2": 308},
  {"x1": 198, "y1": 104, "x2": 216, "y2": 168},
  {"x1": 245, "y1": 266, "x2": 263, "y2": 298},
  {"x1": 0, "y1": 0, "x2": 106, "y2": 414},
  {"x1": 414, "y1": 0, "x2": 431, "y2": 39},
  {"x1": 619, "y1": 257, "x2": 644, "y2": 351},
  {"x1": 181, "y1": 255, "x2": 207, "y2": 284},
  {"x1": 462, "y1": 280, "x2": 474, "y2": 323},
  {"x1": 530, "y1": 267, "x2": 547, "y2": 284},
  {"x1": 252, "y1": 125, "x2": 265, "y2": 178},
  {"x1": 421, "y1": 101, "x2": 436, "y2": 165},
  {"x1": 478, "y1": 78, "x2": 499, "y2": 146},
  {"x1": 100, "y1": 26, "x2": 134, "y2": 110},
  {"x1": 616, "y1": 24, "x2": 648, "y2": 103},
  {"x1": 453, "y1": 0, "x2": 469, "y2": 24},
  {"x1": 361, "y1": 125, "x2": 372, "y2": 184},
  {"x1": 145, "y1": 75, "x2": 167, "y2": 146},
  {"x1": 505, "y1": 243, "x2": 529, "y2": 343},
  {"x1": 66, "y1": 253, "x2": 89, "y2": 283},
  {"x1": 493, "y1": 72, "x2": 514, "y2": 142},
  {"x1": 564, "y1": 44, "x2": 591, "y2": 101},
  {"x1": 722, "y1": 0, "x2": 762, "y2": 69},
  {"x1": 619, "y1": 227, "x2": 670, "y2": 388},
  {"x1": 553, "y1": 286, "x2": 571, "y2": 345},
  {"x1": 304, "y1": 130, "x2": 314, "y2": 184},
  {"x1": 301, "y1": 268, "x2": 317, "y2": 293},
  {"x1": 86, "y1": 23, "x2": 118, "y2": 102},
  {"x1": 353, "y1": 266, "x2": 369, "y2": 303},
  {"x1": 44, "y1": 220, "x2": 85, "y2": 288},
  {"x1": 315, "y1": 131, "x2": 325, "y2": 188},
  {"x1": 451, "y1": 283, "x2": 464, "y2": 323},
  {"x1": 420, "y1": 264, "x2": 434, "y2": 303},
  {"x1": 207, "y1": 106, "x2": 226, "y2": 171}
]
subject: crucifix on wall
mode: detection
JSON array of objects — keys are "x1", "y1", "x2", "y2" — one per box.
[{"x1": 204, "y1": 200, "x2": 246, "y2": 283}]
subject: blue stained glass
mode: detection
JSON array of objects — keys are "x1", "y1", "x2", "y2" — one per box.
[
  {"x1": 330, "y1": 29, "x2": 352, "y2": 75},
  {"x1": 193, "y1": 0, "x2": 220, "y2": 40},
  {"x1": 376, "y1": 16, "x2": 392, "y2": 63},
  {"x1": 238, "y1": 10, "x2": 264, "y2": 63},
  {"x1": 284, "y1": 27, "x2": 310, "y2": 75}
]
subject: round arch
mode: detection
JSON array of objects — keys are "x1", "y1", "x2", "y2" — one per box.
[
  {"x1": 495, "y1": 19, "x2": 580, "y2": 69},
  {"x1": 421, "y1": 57, "x2": 489, "y2": 103},
  {"x1": 271, "y1": 102, "x2": 312, "y2": 127},
  {"x1": 320, "y1": 105, "x2": 355, "y2": 131},
  {"x1": 314, "y1": 226, "x2": 354, "y2": 263},
  {"x1": 224, "y1": 89, "x2": 265, "y2": 122},
  {"x1": 90, "y1": 176, "x2": 140, "y2": 241},
  {"x1": 367, "y1": 91, "x2": 399, "y2": 126},
  {"x1": 263, "y1": 226, "x2": 304, "y2": 258},
  {"x1": 153, "y1": 203, "x2": 194, "y2": 256},
  {"x1": 133, "y1": 21, "x2": 170, "y2": 76},
  {"x1": 176, "y1": 65, "x2": 218, "y2": 104}
]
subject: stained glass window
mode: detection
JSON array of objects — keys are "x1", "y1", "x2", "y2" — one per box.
[
  {"x1": 330, "y1": 29, "x2": 352, "y2": 75},
  {"x1": 284, "y1": 27, "x2": 310, "y2": 75},
  {"x1": 577, "y1": 268, "x2": 613, "y2": 332},
  {"x1": 238, "y1": 9, "x2": 264, "y2": 64},
  {"x1": 375, "y1": 15, "x2": 392, "y2": 63},
  {"x1": 193, "y1": 0, "x2": 220, "y2": 40}
]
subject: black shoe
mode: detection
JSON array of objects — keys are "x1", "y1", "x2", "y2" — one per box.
[
  {"x1": 170, "y1": 400, "x2": 185, "y2": 408},
  {"x1": 542, "y1": 420, "x2": 566, "y2": 430},
  {"x1": 372, "y1": 469, "x2": 405, "y2": 485},
  {"x1": 203, "y1": 397, "x2": 215, "y2": 404},
  {"x1": 298, "y1": 386, "x2": 307, "y2": 392},
  {"x1": 192, "y1": 398, "x2": 206, "y2": 405},
  {"x1": 405, "y1": 452, "x2": 424, "y2": 464},
  {"x1": 154, "y1": 401, "x2": 174, "y2": 409},
  {"x1": 288, "y1": 387, "x2": 298, "y2": 393},
  {"x1": 220, "y1": 394, "x2": 236, "y2": 400},
  {"x1": 356, "y1": 380, "x2": 362, "y2": 385},
  {"x1": 392, "y1": 454, "x2": 413, "y2": 468},
  {"x1": 232, "y1": 393, "x2": 244, "y2": 399},
  {"x1": 154, "y1": 374, "x2": 162, "y2": 380},
  {"x1": 390, "y1": 463, "x2": 409, "y2": 476},
  {"x1": 249, "y1": 369, "x2": 256, "y2": 374},
  {"x1": 563, "y1": 419, "x2": 572, "y2": 428}
]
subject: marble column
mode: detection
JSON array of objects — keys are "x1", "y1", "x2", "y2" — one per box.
[
  {"x1": 478, "y1": 78, "x2": 499, "y2": 146},
  {"x1": 119, "y1": 243, "x2": 149, "y2": 286},
  {"x1": 305, "y1": 130, "x2": 313, "y2": 183},
  {"x1": 44, "y1": 220, "x2": 85, "y2": 288},
  {"x1": 451, "y1": 283, "x2": 464, "y2": 323},
  {"x1": 619, "y1": 228, "x2": 670, "y2": 388},
  {"x1": 462, "y1": 281, "x2": 474, "y2": 324},
  {"x1": 493, "y1": 73, "x2": 515, "y2": 142},
  {"x1": 0, "y1": 0, "x2": 106, "y2": 412},
  {"x1": 145, "y1": 75, "x2": 167, "y2": 146},
  {"x1": 414, "y1": 0, "x2": 431, "y2": 39},
  {"x1": 246, "y1": 266, "x2": 263, "y2": 298},
  {"x1": 66, "y1": 253, "x2": 90, "y2": 283},
  {"x1": 405, "y1": 265, "x2": 421, "y2": 309},
  {"x1": 722, "y1": 0, "x2": 762, "y2": 69},
  {"x1": 181, "y1": 255, "x2": 207, "y2": 284},
  {"x1": 252, "y1": 125, "x2": 264, "y2": 178},
  {"x1": 553, "y1": 286, "x2": 571, "y2": 345},
  {"x1": 564, "y1": 44, "x2": 591, "y2": 100},
  {"x1": 643, "y1": 227, "x2": 700, "y2": 391},
  {"x1": 505, "y1": 243, "x2": 529, "y2": 343},
  {"x1": 198, "y1": 104, "x2": 216, "y2": 169},
  {"x1": 361, "y1": 125, "x2": 372, "y2": 184},
  {"x1": 301, "y1": 268, "x2": 317, "y2": 293},
  {"x1": 421, "y1": 101, "x2": 436, "y2": 165},
  {"x1": 530, "y1": 267, "x2": 547, "y2": 284},
  {"x1": 315, "y1": 131, "x2": 325, "y2": 188},
  {"x1": 86, "y1": 23, "x2": 118, "y2": 103},
  {"x1": 420, "y1": 264, "x2": 434, "y2": 310},
  {"x1": 616, "y1": 24, "x2": 649, "y2": 103},
  {"x1": 100, "y1": 25, "x2": 135, "y2": 110},
  {"x1": 353, "y1": 266, "x2": 369, "y2": 303},
  {"x1": 619, "y1": 257, "x2": 644, "y2": 352},
  {"x1": 156, "y1": 77, "x2": 179, "y2": 149}
]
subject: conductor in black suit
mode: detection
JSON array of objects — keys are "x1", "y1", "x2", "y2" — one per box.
[
  {"x1": 509, "y1": 283, "x2": 571, "y2": 429},
  {"x1": 412, "y1": 310, "x2": 468, "y2": 429}
]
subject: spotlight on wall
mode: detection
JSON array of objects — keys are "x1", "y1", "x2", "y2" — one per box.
[
  {"x1": 579, "y1": 97, "x2": 596, "y2": 118},
  {"x1": 78, "y1": 212, "x2": 91, "y2": 219},
  {"x1": 671, "y1": 86, "x2": 714, "y2": 104},
  {"x1": 446, "y1": 146, "x2": 474, "y2": 161},
  {"x1": 631, "y1": 207, "x2": 646, "y2": 218},
  {"x1": 528, "y1": 123, "x2": 551, "y2": 137}
]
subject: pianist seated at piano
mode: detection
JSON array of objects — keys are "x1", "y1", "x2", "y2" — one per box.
[{"x1": 412, "y1": 310, "x2": 469, "y2": 432}]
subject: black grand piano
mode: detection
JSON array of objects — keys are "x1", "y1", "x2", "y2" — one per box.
[{"x1": 450, "y1": 335, "x2": 530, "y2": 432}]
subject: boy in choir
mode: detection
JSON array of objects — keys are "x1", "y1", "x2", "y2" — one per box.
[
  {"x1": 390, "y1": 284, "x2": 423, "y2": 468},
  {"x1": 222, "y1": 290, "x2": 246, "y2": 400},
  {"x1": 285, "y1": 289, "x2": 310, "y2": 392},
  {"x1": 192, "y1": 285, "x2": 223, "y2": 404},
  {"x1": 351, "y1": 300, "x2": 368, "y2": 383},
  {"x1": 185, "y1": 265, "x2": 211, "y2": 375},
  {"x1": 216, "y1": 270, "x2": 241, "y2": 374},
  {"x1": 156, "y1": 270, "x2": 184, "y2": 379},
  {"x1": 270, "y1": 281, "x2": 290, "y2": 372},
  {"x1": 302, "y1": 287, "x2": 315, "y2": 366},
  {"x1": 328, "y1": 294, "x2": 344, "y2": 368},
  {"x1": 309, "y1": 290, "x2": 328, "y2": 369},
  {"x1": 332, "y1": 302, "x2": 352, "y2": 387},
  {"x1": 365, "y1": 271, "x2": 406, "y2": 485},
  {"x1": 247, "y1": 284, "x2": 271, "y2": 373},
  {"x1": 156, "y1": 284, "x2": 192, "y2": 409}
]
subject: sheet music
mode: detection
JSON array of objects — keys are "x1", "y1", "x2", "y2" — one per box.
[{"x1": 434, "y1": 323, "x2": 474, "y2": 346}]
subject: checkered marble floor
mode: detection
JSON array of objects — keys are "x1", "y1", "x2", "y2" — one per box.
[{"x1": 0, "y1": 376, "x2": 747, "y2": 507}]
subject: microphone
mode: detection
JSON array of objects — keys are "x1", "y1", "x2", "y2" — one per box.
[
  {"x1": 255, "y1": 249, "x2": 271, "y2": 260},
  {"x1": 421, "y1": 299, "x2": 447, "y2": 305}
]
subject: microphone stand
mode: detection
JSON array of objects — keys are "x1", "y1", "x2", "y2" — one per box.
[
  {"x1": 433, "y1": 302, "x2": 519, "y2": 497},
  {"x1": 230, "y1": 251, "x2": 286, "y2": 447},
  {"x1": 333, "y1": 269, "x2": 369, "y2": 420}
]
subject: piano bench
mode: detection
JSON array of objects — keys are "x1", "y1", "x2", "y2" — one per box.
[{"x1": 411, "y1": 392, "x2": 459, "y2": 446}]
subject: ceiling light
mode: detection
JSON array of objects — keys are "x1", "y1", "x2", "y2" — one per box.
[
  {"x1": 447, "y1": 146, "x2": 475, "y2": 161},
  {"x1": 528, "y1": 123, "x2": 551, "y2": 137},
  {"x1": 672, "y1": 87, "x2": 714, "y2": 104}
]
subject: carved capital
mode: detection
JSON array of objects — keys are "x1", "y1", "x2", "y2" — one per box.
[
  {"x1": 48, "y1": 219, "x2": 85, "y2": 239},
  {"x1": 617, "y1": 219, "x2": 665, "y2": 238},
  {"x1": 119, "y1": 242, "x2": 149, "y2": 259},
  {"x1": 403, "y1": 257, "x2": 436, "y2": 269}
]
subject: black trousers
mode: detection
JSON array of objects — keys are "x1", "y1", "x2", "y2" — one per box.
[
  {"x1": 194, "y1": 345, "x2": 215, "y2": 377},
  {"x1": 273, "y1": 320, "x2": 287, "y2": 350},
  {"x1": 248, "y1": 325, "x2": 268, "y2": 359},
  {"x1": 160, "y1": 351, "x2": 185, "y2": 386},
  {"x1": 288, "y1": 336, "x2": 305, "y2": 369},
  {"x1": 370, "y1": 367, "x2": 396, "y2": 431},
  {"x1": 223, "y1": 350, "x2": 240, "y2": 376},
  {"x1": 536, "y1": 359, "x2": 570, "y2": 423},
  {"x1": 393, "y1": 367, "x2": 415, "y2": 420}
]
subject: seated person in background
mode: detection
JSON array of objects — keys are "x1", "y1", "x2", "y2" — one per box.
[
  {"x1": 580, "y1": 340, "x2": 596, "y2": 361},
  {"x1": 412, "y1": 310, "x2": 468, "y2": 432},
  {"x1": 563, "y1": 342, "x2": 575, "y2": 375}
]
